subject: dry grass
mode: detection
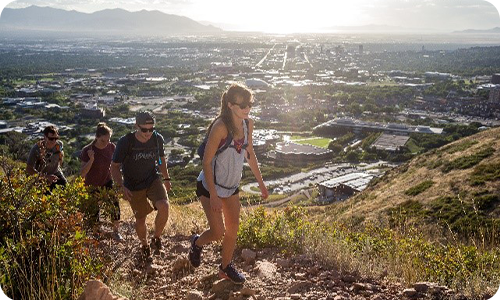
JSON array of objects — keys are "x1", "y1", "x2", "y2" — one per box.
[{"x1": 333, "y1": 127, "x2": 500, "y2": 224}]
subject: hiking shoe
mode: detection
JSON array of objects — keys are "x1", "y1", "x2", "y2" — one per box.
[
  {"x1": 112, "y1": 231, "x2": 123, "y2": 242},
  {"x1": 141, "y1": 244, "x2": 152, "y2": 263},
  {"x1": 188, "y1": 234, "x2": 202, "y2": 268},
  {"x1": 219, "y1": 263, "x2": 246, "y2": 284},
  {"x1": 151, "y1": 237, "x2": 162, "y2": 255}
]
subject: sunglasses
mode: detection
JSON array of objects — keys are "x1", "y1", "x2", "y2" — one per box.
[
  {"x1": 139, "y1": 126, "x2": 155, "y2": 133},
  {"x1": 233, "y1": 102, "x2": 253, "y2": 109},
  {"x1": 47, "y1": 137, "x2": 59, "y2": 141}
]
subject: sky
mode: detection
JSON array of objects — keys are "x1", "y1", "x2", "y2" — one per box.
[{"x1": 0, "y1": 0, "x2": 499, "y2": 33}]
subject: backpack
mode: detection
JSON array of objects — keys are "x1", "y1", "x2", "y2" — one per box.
[{"x1": 198, "y1": 119, "x2": 250, "y2": 161}]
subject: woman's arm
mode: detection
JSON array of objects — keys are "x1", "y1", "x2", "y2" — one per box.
[
  {"x1": 79, "y1": 149, "x2": 94, "y2": 178},
  {"x1": 245, "y1": 119, "x2": 269, "y2": 199}
]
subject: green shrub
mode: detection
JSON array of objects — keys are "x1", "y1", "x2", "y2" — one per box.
[
  {"x1": 0, "y1": 156, "x2": 107, "y2": 300},
  {"x1": 442, "y1": 147, "x2": 495, "y2": 173},
  {"x1": 439, "y1": 140, "x2": 478, "y2": 155},
  {"x1": 470, "y1": 162, "x2": 500, "y2": 186},
  {"x1": 238, "y1": 206, "x2": 313, "y2": 252},
  {"x1": 404, "y1": 180, "x2": 434, "y2": 196}
]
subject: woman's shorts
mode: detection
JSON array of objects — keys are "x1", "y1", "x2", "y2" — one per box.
[{"x1": 196, "y1": 181, "x2": 239, "y2": 198}]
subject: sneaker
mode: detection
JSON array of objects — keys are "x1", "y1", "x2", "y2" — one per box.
[
  {"x1": 112, "y1": 231, "x2": 123, "y2": 242},
  {"x1": 151, "y1": 237, "x2": 162, "y2": 255},
  {"x1": 219, "y1": 263, "x2": 246, "y2": 284},
  {"x1": 188, "y1": 234, "x2": 202, "y2": 268},
  {"x1": 141, "y1": 244, "x2": 152, "y2": 263}
]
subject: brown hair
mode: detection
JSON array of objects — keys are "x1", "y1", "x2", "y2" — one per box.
[
  {"x1": 95, "y1": 122, "x2": 112, "y2": 138},
  {"x1": 43, "y1": 125, "x2": 59, "y2": 137},
  {"x1": 208, "y1": 84, "x2": 252, "y2": 137}
]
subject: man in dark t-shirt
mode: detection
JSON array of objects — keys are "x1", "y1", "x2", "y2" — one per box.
[{"x1": 111, "y1": 111, "x2": 172, "y2": 262}]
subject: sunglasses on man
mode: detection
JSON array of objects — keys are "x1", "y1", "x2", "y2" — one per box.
[
  {"x1": 139, "y1": 126, "x2": 155, "y2": 133},
  {"x1": 47, "y1": 136, "x2": 59, "y2": 141}
]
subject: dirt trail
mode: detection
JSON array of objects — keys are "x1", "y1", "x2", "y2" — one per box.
[{"x1": 97, "y1": 221, "x2": 468, "y2": 300}]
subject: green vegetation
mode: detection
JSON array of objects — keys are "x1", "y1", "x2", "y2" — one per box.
[
  {"x1": 238, "y1": 206, "x2": 500, "y2": 296},
  {"x1": 294, "y1": 138, "x2": 332, "y2": 148},
  {"x1": 470, "y1": 162, "x2": 500, "y2": 186},
  {"x1": 0, "y1": 157, "x2": 110, "y2": 299},
  {"x1": 404, "y1": 180, "x2": 434, "y2": 196},
  {"x1": 429, "y1": 195, "x2": 500, "y2": 239},
  {"x1": 441, "y1": 147, "x2": 495, "y2": 173},
  {"x1": 439, "y1": 140, "x2": 479, "y2": 155}
]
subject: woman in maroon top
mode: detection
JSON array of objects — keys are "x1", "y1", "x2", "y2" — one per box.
[{"x1": 80, "y1": 122, "x2": 121, "y2": 241}]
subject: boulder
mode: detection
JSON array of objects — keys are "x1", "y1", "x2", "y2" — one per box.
[
  {"x1": 241, "y1": 249, "x2": 257, "y2": 264},
  {"x1": 78, "y1": 280, "x2": 127, "y2": 300}
]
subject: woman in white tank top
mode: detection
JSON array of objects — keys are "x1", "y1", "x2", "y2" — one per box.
[{"x1": 189, "y1": 84, "x2": 269, "y2": 283}]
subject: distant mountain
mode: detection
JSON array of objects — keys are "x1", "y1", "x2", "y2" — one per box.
[
  {"x1": 453, "y1": 27, "x2": 500, "y2": 34},
  {"x1": 0, "y1": 6, "x2": 222, "y2": 36},
  {"x1": 322, "y1": 24, "x2": 439, "y2": 33}
]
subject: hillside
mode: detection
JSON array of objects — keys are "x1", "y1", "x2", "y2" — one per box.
[{"x1": 330, "y1": 126, "x2": 500, "y2": 239}]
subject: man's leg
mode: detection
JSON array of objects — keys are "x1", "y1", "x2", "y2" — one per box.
[
  {"x1": 135, "y1": 216, "x2": 148, "y2": 246},
  {"x1": 153, "y1": 199, "x2": 169, "y2": 238}
]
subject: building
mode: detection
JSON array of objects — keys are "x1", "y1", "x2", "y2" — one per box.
[
  {"x1": 371, "y1": 134, "x2": 410, "y2": 152},
  {"x1": 80, "y1": 103, "x2": 105, "y2": 119},
  {"x1": 275, "y1": 142, "x2": 332, "y2": 165},
  {"x1": 314, "y1": 118, "x2": 444, "y2": 135},
  {"x1": 318, "y1": 172, "x2": 375, "y2": 202}
]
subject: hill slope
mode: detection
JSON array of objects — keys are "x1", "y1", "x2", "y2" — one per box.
[{"x1": 331, "y1": 126, "x2": 500, "y2": 236}]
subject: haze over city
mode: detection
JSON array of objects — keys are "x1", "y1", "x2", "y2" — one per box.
[{"x1": 1, "y1": 0, "x2": 500, "y2": 33}]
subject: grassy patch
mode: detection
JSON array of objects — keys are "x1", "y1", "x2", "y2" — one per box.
[
  {"x1": 441, "y1": 147, "x2": 495, "y2": 173},
  {"x1": 470, "y1": 162, "x2": 500, "y2": 186},
  {"x1": 439, "y1": 140, "x2": 479, "y2": 155},
  {"x1": 294, "y1": 138, "x2": 332, "y2": 148},
  {"x1": 406, "y1": 138, "x2": 424, "y2": 154},
  {"x1": 429, "y1": 195, "x2": 500, "y2": 239},
  {"x1": 404, "y1": 180, "x2": 434, "y2": 196}
]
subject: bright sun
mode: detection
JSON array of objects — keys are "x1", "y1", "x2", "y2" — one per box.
[{"x1": 194, "y1": 0, "x2": 367, "y2": 33}]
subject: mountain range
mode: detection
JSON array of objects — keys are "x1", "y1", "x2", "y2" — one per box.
[
  {"x1": 453, "y1": 27, "x2": 500, "y2": 34},
  {"x1": 0, "y1": 6, "x2": 221, "y2": 36}
]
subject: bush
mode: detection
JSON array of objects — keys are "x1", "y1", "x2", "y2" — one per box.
[
  {"x1": 0, "y1": 156, "x2": 107, "y2": 299},
  {"x1": 404, "y1": 180, "x2": 434, "y2": 196},
  {"x1": 470, "y1": 162, "x2": 500, "y2": 186},
  {"x1": 441, "y1": 147, "x2": 495, "y2": 173}
]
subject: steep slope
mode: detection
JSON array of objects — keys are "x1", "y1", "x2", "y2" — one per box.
[{"x1": 329, "y1": 126, "x2": 500, "y2": 235}]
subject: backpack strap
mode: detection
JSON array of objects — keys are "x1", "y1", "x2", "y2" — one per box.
[{"x1": 124, "y1": 132, "x2": 136, "y2": 161}]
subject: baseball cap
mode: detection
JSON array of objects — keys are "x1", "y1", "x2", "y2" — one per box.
[{"x1": 135, "y1": 111, "x2": 155, "y2": 125}]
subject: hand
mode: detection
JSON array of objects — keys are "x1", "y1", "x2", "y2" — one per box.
[
  {"x1": 120, "y1": 186, "x2": 133, "y2": 202},
  {"x1": 210, "y1": 194, "x2": 222, "y2": 213},
  {"x1": 163, "y1": 180, "x2": 171, "y2": 192},
  {"x1": 46, "y1": 174, "x2": 58, "y2": 183},
  {"x1": 87, "y1": 149, "x2": 95, "y2": 161},
  {"x1": 260, "y1": 185, "x2": 269, "y2": 200}
]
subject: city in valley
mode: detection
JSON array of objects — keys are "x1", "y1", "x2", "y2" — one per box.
[{"x1": 2, "y1": 32, "x2": 499, "y2": 204}]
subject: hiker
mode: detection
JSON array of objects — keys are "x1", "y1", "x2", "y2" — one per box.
[
  {"x1": 26, "y1": 125, "x2": 67, "y2": 189},
  {"x1": 189, "y1": 84, "x2": 268, "y2": 283},
  {"x1": 80, "y1": 122, "x2": 122, "y2": 241},
  {"x1": 111, "y1": 111, "x2": 171, "y2": 262}
]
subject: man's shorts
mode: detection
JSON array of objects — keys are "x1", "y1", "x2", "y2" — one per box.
[
  {"x1": 129, "y1": 178, "x2": 168, "y2": 219},
  {"x1": 196, "y1": 181, "x2": 239, "y2": 199}
]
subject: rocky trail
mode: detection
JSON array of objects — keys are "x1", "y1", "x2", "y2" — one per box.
[{"x1": 79, "y1": 221, "x2": 479, "y2": 300}]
